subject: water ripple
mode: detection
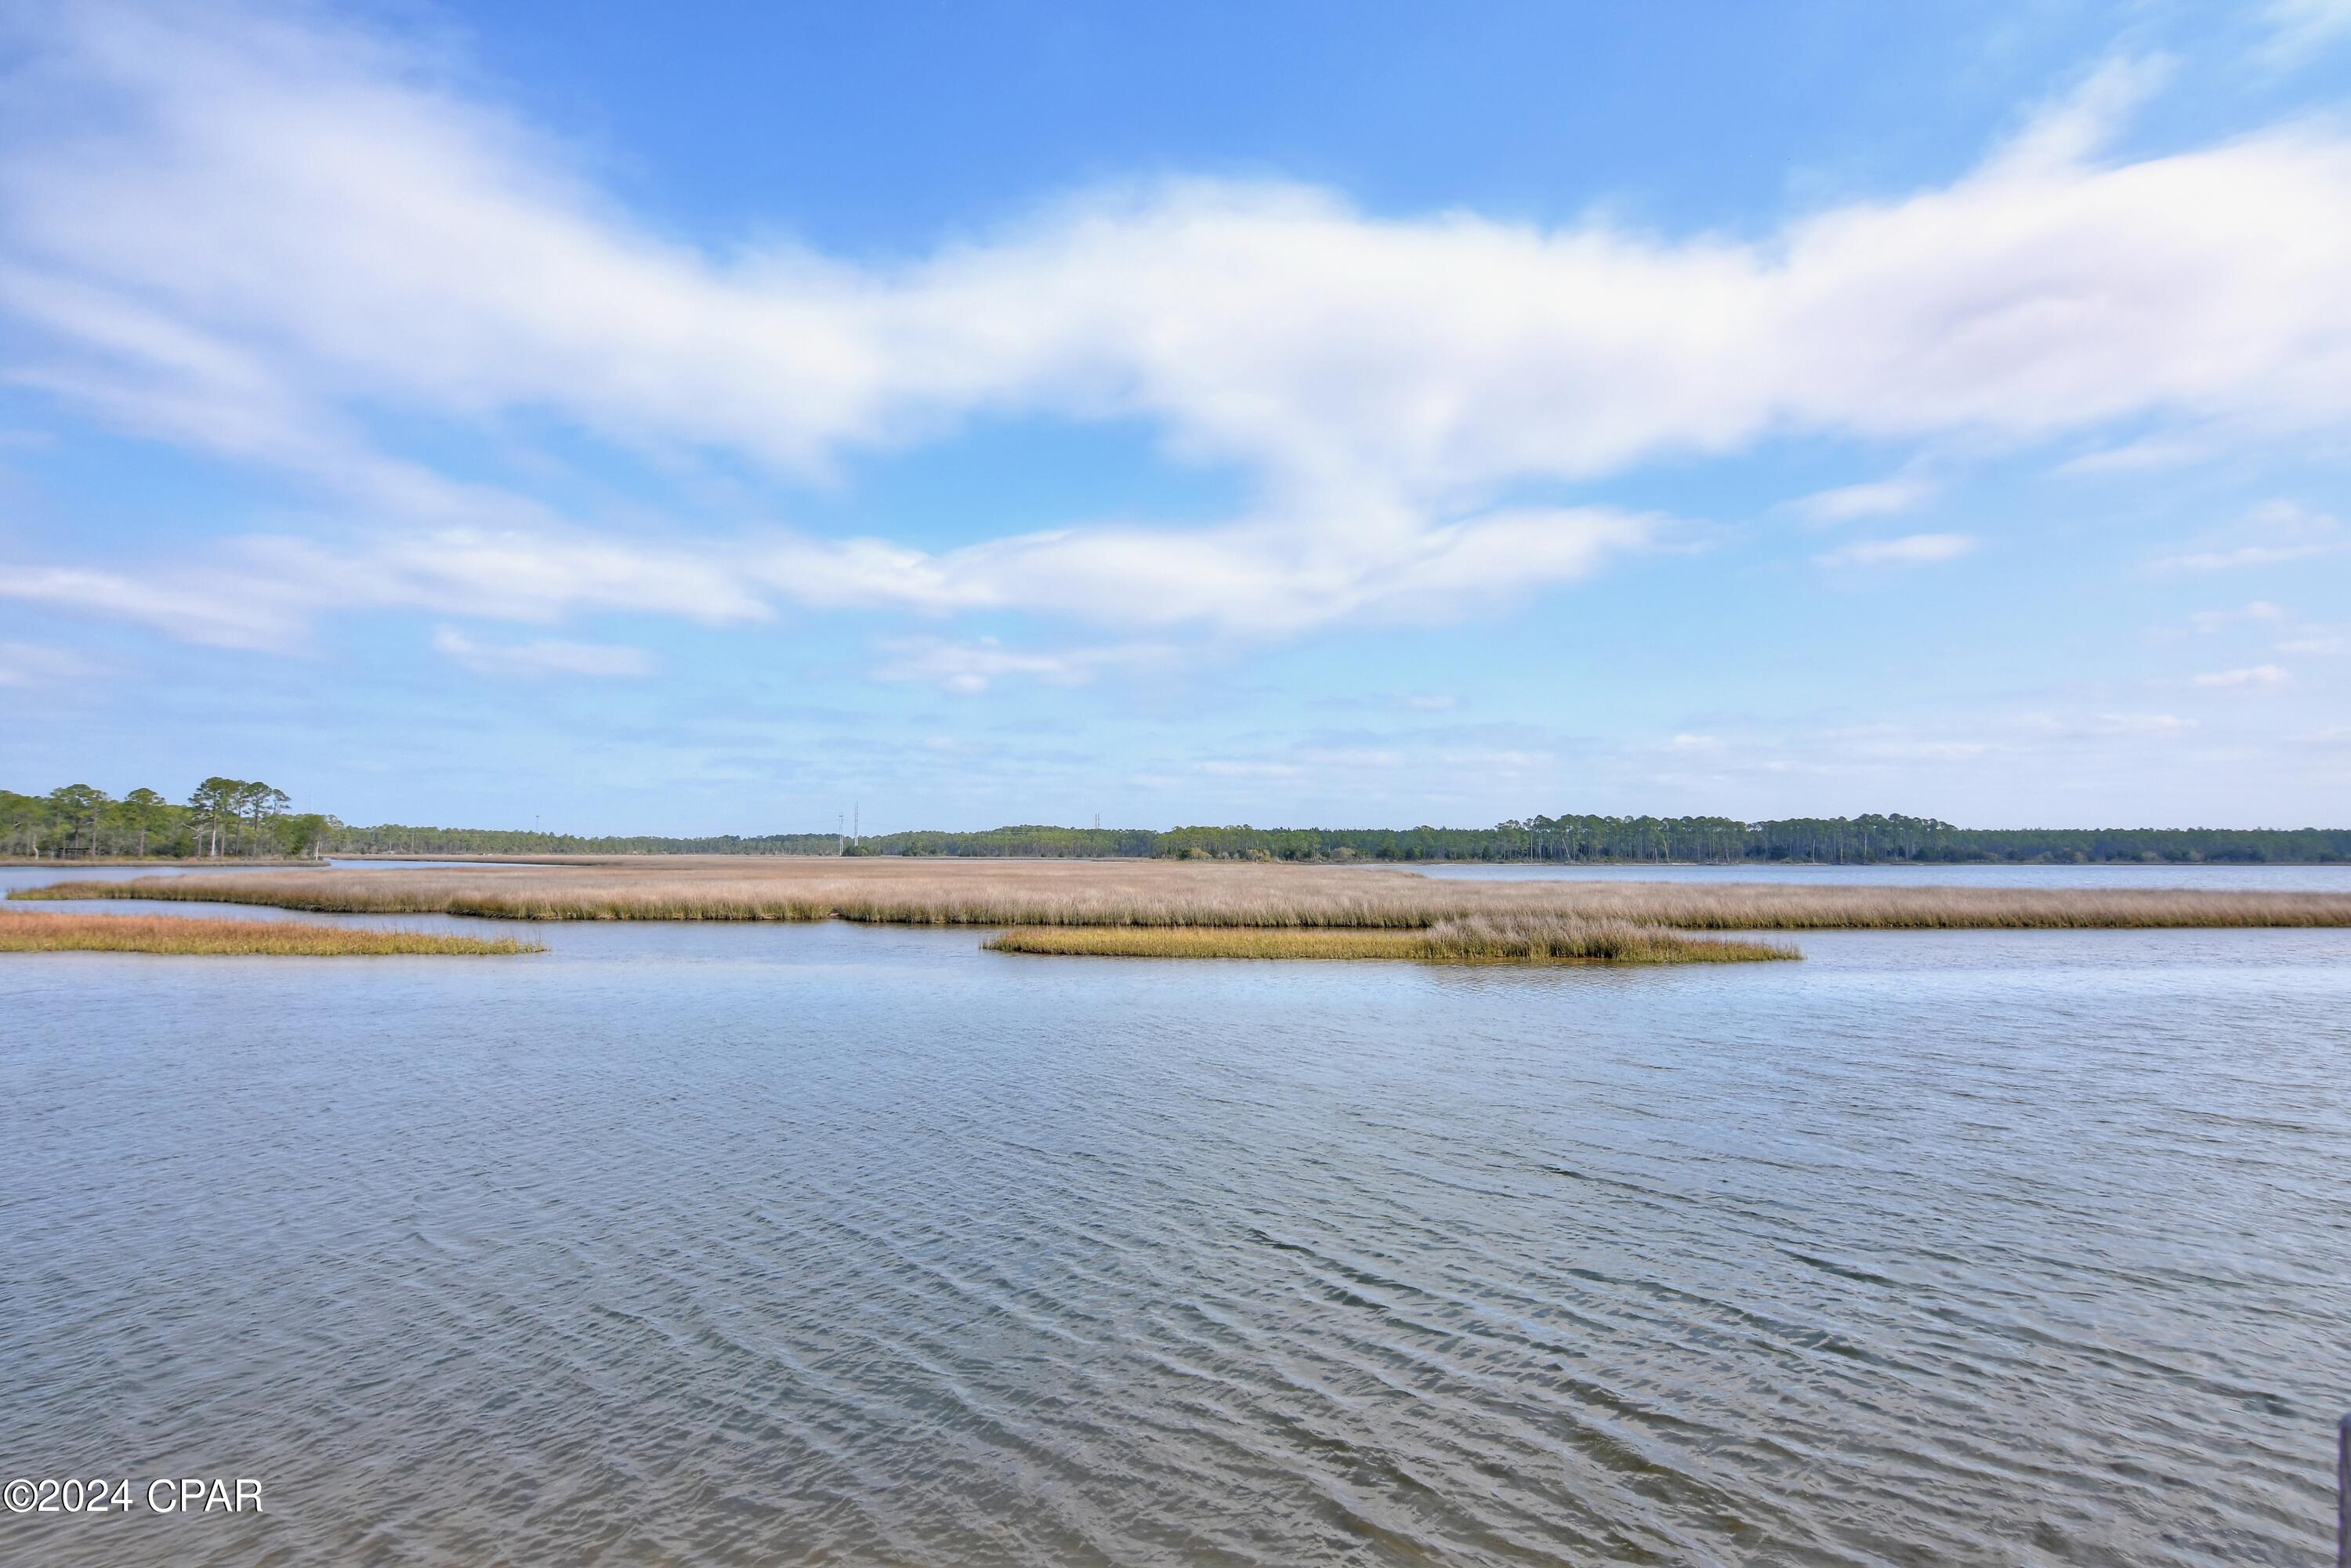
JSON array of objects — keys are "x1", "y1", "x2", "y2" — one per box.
[{"x1": 3, "y1": 920, "x2": 2349, "y2": 1563}]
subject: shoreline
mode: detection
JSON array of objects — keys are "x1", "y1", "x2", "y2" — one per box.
[{"x1": 311, "y1": 851, "x2": 2351, "y2": 869}]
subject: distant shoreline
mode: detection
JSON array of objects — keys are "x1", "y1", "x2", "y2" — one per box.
[
  {"x1": 18, "y1": 849, "x2": 2350, "y2": 870},
  {"x1": 320, "y1": 851, "x2": 2351, "y2": 869}
]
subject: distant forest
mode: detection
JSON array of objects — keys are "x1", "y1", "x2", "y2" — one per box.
[
  {"x1": 331, "y1": 813, "x2": 2351, "y2": 864},
  {"x1": 11, "y1": 785, "x2": 2349, "y2": 864}
]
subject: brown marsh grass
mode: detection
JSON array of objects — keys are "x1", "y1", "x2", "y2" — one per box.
[
  {"x1": 16, "y1": 856, "x2": 2351, "y2": 930},
  {"x1": 0, "y1": 911, "x2": 542, "y2": 956},
  {"x1": 988, "y1": 915, "x2": 1798, "y2": 963}
]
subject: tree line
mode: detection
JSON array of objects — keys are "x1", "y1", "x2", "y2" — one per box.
[
  {"x1": 2, "y1": 779, "x2": 331, "y2": 860},
  {"x1": 12, "y1": 787, "x2": 2349, "y2": 864},
  {"x1": 310, "y1": 812, "x2": 2351, "y2": 864}
]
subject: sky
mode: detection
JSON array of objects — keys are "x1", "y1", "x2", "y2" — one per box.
[{"x1": 2, "y1": 0, "x2": 2349, "y2": 835}]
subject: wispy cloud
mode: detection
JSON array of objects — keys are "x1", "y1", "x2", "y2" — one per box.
[
  {"x1": 0, "y1": 563, "x2": 304, "y2": 648},
  {"x1": 2184, "y1": 600, "x2": 2288, "y2": 632},
  {"x1": 431, "y1": 626, "x2": 654, "y2": 679},
  {"x1": 0, "y1": 639, "x2": 97, "y2": 688},
  {"x1": 2278, "y1": 627, "x2": 2349, "y2": 655},
  {"x1": 2191, "y1": 664, "x2": 2289, "y2": 689},
  {"x1": 2150, "y1": 500, "x2": 2344, "y2": 572},
  {"x1": 1815, "y1": 533, "x2": 1978, "y2": 567},
  {"x1": 2158, "y1": 542, "x2": 2345, "y2": 572},
  {"x1": 270, "y1": 528, "x2": 769, "y2": 626},
  {"x1": 871, "y1": 636, "x2": 1167, "y2": 693},
  {"x1": 1791, "y1": 476, "x2": 1938, "y2": 523},
  {"x1": 2054, "y1": 433, "x2": 2211, "y2": 476},
  {"x1": 1, "y1": 525, "x2": 770, "y2": 652},
  {"x1": 5, "y1": 8, "x2": 2351, "y2": 650},
  {"x1": 2260, "y1": 0, "x2": 2351, "y2": 63},
  {"x1": 2148, "y1": 599, "x2": 2292, "y2": 643},
  {"x1": 2090, "y1": 712, "x2": 2191, "y2": 737},
  {"x1": 766, "y1": 504, "x2": 1660, "y2": 635}
]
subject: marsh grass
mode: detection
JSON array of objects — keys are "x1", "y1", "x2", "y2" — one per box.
[
  {"x1": 14, "y1": 858, "x2": 2351, "y2": 930},
  {"x1": 987, "y1": 916, "x2": 1799, "y2": 963},
  {"x1": 0, "y1": 911, "x2": 542, "y2": 956}
]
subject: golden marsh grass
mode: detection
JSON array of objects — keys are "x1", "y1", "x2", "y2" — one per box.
[
  {"x1": 0, "y1": 911, "x2": 542, "y2": 956},
  {"x1": 988, "y1": 915, "x2": 1798, "y2": 963},
  {"x1": 15, "y1": 856, "x2": 2351, "y2": 931}
]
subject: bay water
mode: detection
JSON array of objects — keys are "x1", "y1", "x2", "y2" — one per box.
[{"x1": 5, "y1": 865, "x2": 2348, "y2": 1563}]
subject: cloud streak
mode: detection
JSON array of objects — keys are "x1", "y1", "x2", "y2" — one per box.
[
  {"x1": 1815, "y1": 533, "x2": 1978, "y2": 568},
  {"x1": 871, "y1": 636, "x2": 1168, "y2": 693},
  {"x1": 2150, "y1": 500, "x2": 2344, "y2": 573},
  {"x1": 0, "y1": 563, "x2": 303, "y2": 648},
  {"x1": 431, "y1": 626, "x2": 654, "y2": 679},
  {"x1": 2191, "y1": 664, "x2": 2289, "y2": 689},
  {"x1": 0, "y1": 639, "x2": 96, "y2": 688},
  {"x1": 1791, "y1": 476, "x2": 1939, "y2": 523}
]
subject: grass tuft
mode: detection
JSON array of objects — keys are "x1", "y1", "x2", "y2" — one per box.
[
  {"x1": 987, "y1": 917, "x2": 1797, "y2": 963},
  {"x1": 0, "y1": 911, "x2": 542, "y2": 956}
]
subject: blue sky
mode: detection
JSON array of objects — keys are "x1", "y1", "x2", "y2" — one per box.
[{"x1": 2, "y1": 0, "x2": 2348, "y2": 834}]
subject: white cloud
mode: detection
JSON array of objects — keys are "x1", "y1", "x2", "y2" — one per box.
[
  {"x1": 2279, "y1": 628, "x2": 2349, "y2": 655},
  {"x1": 1856, "y1": 737, "x2": 1993, "y2": 761},
  {"x1": 0, "y1": 527, "x2": 763, "y2": 651},
  {"x1": 16, "y1": 26, "x2": 2351, "y2": 491},
  {"x1": 2150, "y1": 500, "x2": 2344, "y2": 572},
  {"x1": 270, "y1": 528, "x2": 767, "y2": 625},
  {"x1": 0, "y1": 563, "x2": 303, "y2": 648},
  {"x1": 2192, "y1": 664, "x2": 2290, "y2": 689},
  {"x1": 2158, "y1": 541, "x2": 2343, "y2": 571},
  {"x1": 2054, "y1": 433, "x2": 2211, "y2": 475},
  {"x1": 2, "y1": 8, "x2": 2351, "y2": 650},
  {"x1": 2184, "y1": 600, "x2": 2288, "y2": 632},
  {"x1": 1815, "y1": 532, "x2": 1978, "y2": 567},
  {"x1": 3, "y1": 499, "x2": 1655, "y2": 652},
  {"x1": 1198, "y1": 759, "x2": 1308, "y2": 780},
  {"x1": 764, "y1": 503, "x2": 1659, "y2": 633},
  {"x1": 2091, "y1": 713, "x2": 2191, "y2": 737},
  {"x1": 430, "y1": 625, "x2": 653, "y2": 679},
  {"x1": 1791, "y1": 475, "x2": 1938, "y2": 522},
  {"x1": 871, "y1": 636, "x2": 1166, "y2": 693}
]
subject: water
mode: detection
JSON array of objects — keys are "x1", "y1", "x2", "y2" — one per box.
[{"x1": 5, "y1": 875, "x2": 2349, "y2": 1564}]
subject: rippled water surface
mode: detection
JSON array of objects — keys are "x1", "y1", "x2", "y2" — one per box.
[{"x1": 5, "y1": 877, "x2": 2349, "y2": 1565}]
